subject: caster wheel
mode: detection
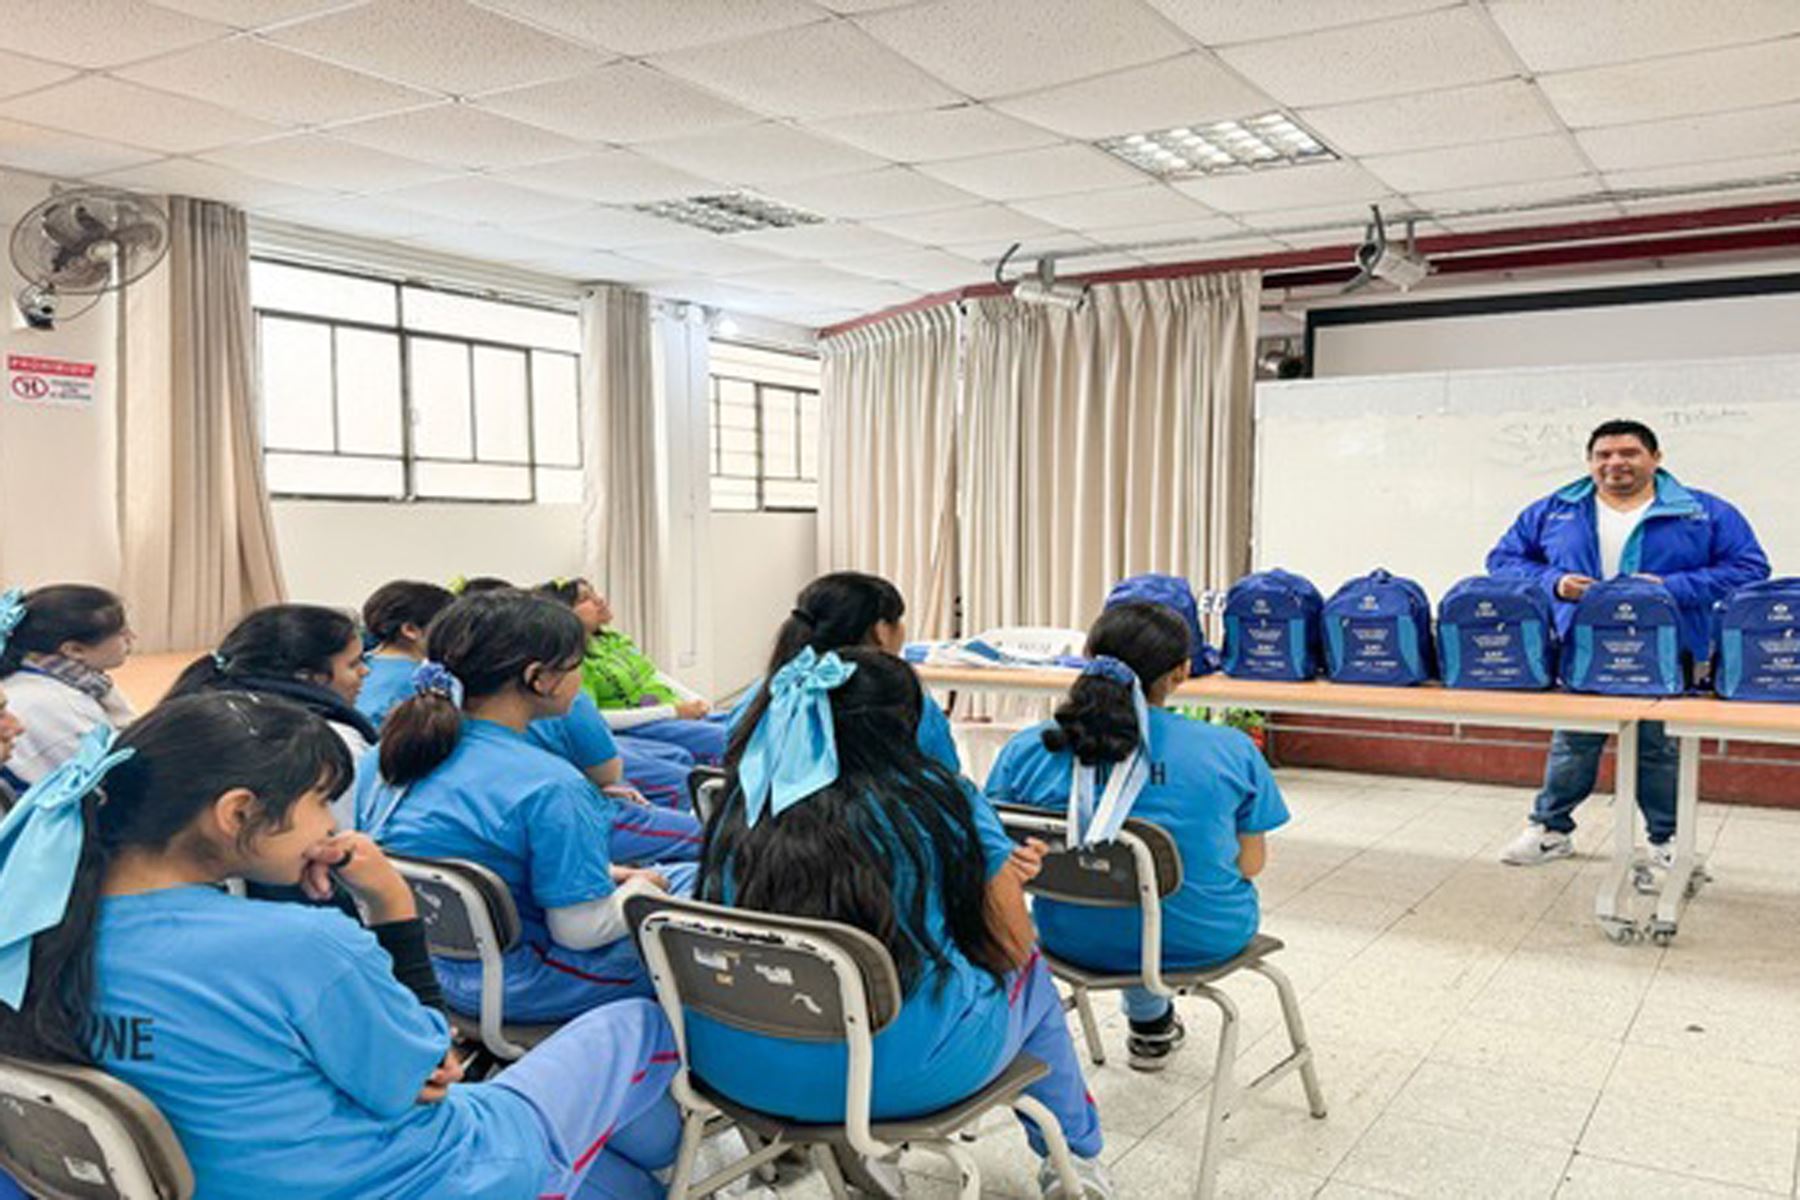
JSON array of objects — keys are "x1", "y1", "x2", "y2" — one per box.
[
  {"x1": 1602, "y1": 921, "x2": 1638, "y2": 945},
  {"x1": 1648, "y1": 922, "x2": 1677, "y2": 947}
]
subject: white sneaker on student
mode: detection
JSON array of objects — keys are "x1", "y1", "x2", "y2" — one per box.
[
  {"x1": 1499, "y1": 825, "x2": 1574, "y2": 865},
  {"x1": 1648, "y1": 841, "x2": 1676, "y2": 870},
  {"x1": 1039, "y1": 1155, "x2": 1115, "y2": 1200}
]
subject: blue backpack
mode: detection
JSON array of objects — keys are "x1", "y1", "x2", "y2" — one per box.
[
  {"x1": 1104, "y1": 573, "x2": 1219, "y2": 677},
  {"x1": 1322, "y1": 569, "x2": 1435, "y2": 686},
  {"x1": 1437, "y1": 575, "x2": 1556, "y2": 691},
  {"x1": 1561, "y1": 578, "x2": 1683, "y2": 695},
  {"x1": 1222, "y1": 569, "x2": 1324, "y2": 681},
  {"x1": 1712, "y1": 579, "x2": 1800, "y2": 702}
]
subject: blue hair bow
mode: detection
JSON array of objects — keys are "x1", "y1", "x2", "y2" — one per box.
[
  {"x1": 0, "y1": 726, "x2": 136, "y2": 1010},
  {"x1": 738, "y1": 647, "x2": 857, "y2": 826},
  {"x1": 1068, "y1": 655, "x2": 1154, "y2": 848},
  {"x1": 0, "y1": 588, "x2": 26, "y2": 658},
  {"x1": 412, "y1": 661, "x2": 464, "y2": 707}
]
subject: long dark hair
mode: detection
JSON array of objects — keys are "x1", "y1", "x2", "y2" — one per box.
[
  {"x1": 0, "y1": 585, "x2": 128, "y2": 676},
  {"x1": 534, "y1": 577, "x2": 586, "y2": 608},
  {"x1": 0, "y1": 693, "x2": 353, "y2": 1065},
  {"x1": 700, "y1": 648, "x2": 1009, "y2": 993},
  {"x1": 379, "y1": 591, "x2": 585, "y2": 786},
  {"x1": 759, "y1": 572, "x2": 905, "y2": 682},
  {"x1": 362, "y1": 581, "x2": 455, "y2": 647},
  {"x1": 169, "y1": 605, "x2": 360, "y2": 698},
  {"x1": 1044, "y1": 602, "x2": 1190, "y2": 765}
]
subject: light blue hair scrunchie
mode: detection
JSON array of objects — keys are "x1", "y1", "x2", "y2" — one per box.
[
  {"x1": 0, "y1": 588, "x2": 26, "y2": 658},
  {"x1": 411, "y1": 661, "x2": 464, "y2": 708},
  {"x1": 1068, "y1": 655, "x2": 1154, "y2": 848},
  {"x1": 738, "y1": 647, "x2": 857, "y2": 826},
  {"x1": 0, "y1": 725, "x2": 136, "y2": 1010}
]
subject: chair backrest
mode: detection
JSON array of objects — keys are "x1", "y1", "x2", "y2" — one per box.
[
  {"x1": 686, "y1": 765, "x2": 728, "y2": 826},
  {"x1": 625, "y1": 893, "x2": 904, "y2": 1154},
  {"x1": 0, "y1": 1057, "x2": 194, "y2": 1200},
  {"x1": 388, "y1": 856, "x2": 522, "y2": 961}
]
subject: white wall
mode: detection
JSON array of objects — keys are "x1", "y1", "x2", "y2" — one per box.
[
  {"x1": 272, "y1": 499, "x2": 584, "y2": 609},
  {"x1": 709, "y1": 511, "x2": 818, "y2": 700},
  {"x1": 0, "y1": 169, "x2": 120, "y2": 589}
]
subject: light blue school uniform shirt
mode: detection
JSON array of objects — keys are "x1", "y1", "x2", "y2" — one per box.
[
  {"x1": 985, "y1": 708, "x2": 1289, "y2": 972},
  {"x1": 355, "y1": 654, "x2": 415, "y2": 727},
  {"x1": 91, "y1": 886, "x2": 547, "y2": 1200},
  {"x1": 727, "y1": 676, "x2": 962, "y2": 774},
  {"x1": 527, "y1": 693, "x2": 620, "y2": 771},
  {"x1": 686, "y1": 779, "x2": 1015, "y2": 1122},
  {"x1": 354, "y1": 719, "x2": 636, "y2": 1022}
]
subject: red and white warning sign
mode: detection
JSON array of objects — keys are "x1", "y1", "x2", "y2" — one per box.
[{"x1": 7, "y1": 354, "x2": 97, "y2": 408}]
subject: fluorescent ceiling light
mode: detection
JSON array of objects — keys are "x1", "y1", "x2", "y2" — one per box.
[
  {"x1": 1098, "y1": 113, "x2": 1335, "y2": 179},
  {"x1": 633, "y1": 192, "x2": 824, "y2": 235}
]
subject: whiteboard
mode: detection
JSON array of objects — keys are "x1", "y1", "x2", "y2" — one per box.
[{"x1": 1253, "y1": 354, "x2": 1800, "y2": 605}]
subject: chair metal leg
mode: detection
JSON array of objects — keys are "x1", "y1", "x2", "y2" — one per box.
[
  {"x1": 1191, "y1": 985, "x2": 1241, "y2": 1200},
  {"x1": 932, "y1": 1137, "x2": 984, "y2": 1200},
  {"x1": 813, "y1": 1143, "x2": 852, "y2": 1200},
  {"x1": 665, "y1": 1108, "x2": 710, "y2": 1200},
  {"x1": 1014, "y1": 1093, "x2": 1082, "y2": 1198},
  {"x1": 739, "y1": 1127, "x2": 781, "y2": 1185},
  {"x1": 1073, "y1": 984, "x2": 1106, "y2": 1066},
  {"x1": 1252, "y1": 961, "x2": 1327, "y2": 1119}
]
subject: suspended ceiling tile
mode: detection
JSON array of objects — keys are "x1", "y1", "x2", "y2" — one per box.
[
  {"x1": 1575, "y1": 102, "x2": 1800, "y2": 171},
  {"x1": 870, "y1": 203, "x2": 1063, "y2": 248},
  {"x1": 1078, "y1": 215, "x2": 1247, "y2": 253},
  {"x1": 1539, "y1": 40, "x2": 1800, "y2": 131},
  {"x1": 515, "y1": 247, "x2": 673, "y2": 282},
  {"x1": 855, "y1": 0, "x2": 1189, "y2": 100},
  {"x1": 916, "y1": 143, "x2": 1144, "y2": 202},
  {"x1": 729, "y1": 221, "x2": 921, "y2": 259},
  {"x1": 0, "y1": 118, "x2": 163, "y2": 176},
  {"x1": 476, "y1": 62, "x2": 762, "y2": 144},
  {"x1": 809, "y1": 105, "x2": 1060, "y2": 163},
  {"x1": 513, "y1": 205, "x2": 699, "y2": 249},
  {"x1": 256, "y1": 197, "x2": 472, "y2": 239},
  {"x1": 651, "y1": 20, "x2": 960, "y2": 120},
  {"x1": 1300, "y1": 80, "x2": 1560, "y2": 157},
  {"x1": 1131, "y1": 234, "x2": 1289, "y2": 263},
  {"x1": 764, "y1": 167, "x2": 983, "y2": 220},
  {"x1": 380, "y1": 175, "x2": 595, "y2": 222},
  {"x1": 90, "y1": 156, "x2": 334, "y2": 208},
  {"x1": 4, "y1": 0, "x2": 230, "y2": 70},
  {"x1": 1602, "y1": 151, "x2": 1800, "y2": 192},
  {"x1": 0, "y1": 51, "x2": 76, "y2": 102},
  {"x1": 990, "y1": 53, "x2": 1277, "y2": 141},
  {"x1": 200, "y1": 132, "x2": 457, "y2": 192},
  {"x1": 1363, "y1": 134, "x2": 1590, "y2": 194},
  {"x1": 116, "y1": 37, "x2": 438, "y2": 127},
  {"x1": 1171, "y1": 159, "x2": 1389, "y2": 213},
  {"x1": 1010, "y1": 183, "x2": 1220, "y2": 231},
  {"x1": 0, "y1": 76, "x2": 287, "y2": 155},
  {"x1": 331, "y1": 104, "x2": 591, "y2": 171},
  {"x1": 1216, "y1": 8, "x2": 1517, "y2": 108},
  {"x1": 401, "y1": 225, "x2": 586, "y2": 264},
  {"x1": 1407, "y1": 176, "x2": 1611, "y2": 213},
  {"x1": 265, "y1": 0, "x2": 607, "y2": 96},
  {"x1": 489, "y1": 150, "x2": 716, "y2": 205},
  {"x1": 146, "y1": 0, "x2": 373, "y2": 28},
  {"x1": 1431, "y1": 201, "x2": 1627, "y2": 232},
  {"x1": 633, "y1": 122, "x2": 888, "y2": 186},
  {"x1": 835, "y1": 247, "x2": 988, "y2": 289},
  {"x1": 1145, "y1": 0, "x2": 1455, "y2": 47},
  {"x1": 1236, "y1": 199, "x2": 1409, "y2": 233},
  {"x1": 468, "y1": 0, "x2": 823, "y2": 55},
  {"x1": 1486, "y1": 0, "x2": 1800, "y2": 73},
  {"x1": 1613, "y1": 182, "x2": 1800, "y2": 215},
  {"x1": 622, "y1": 237, "x2": 797, "y2": 276}
]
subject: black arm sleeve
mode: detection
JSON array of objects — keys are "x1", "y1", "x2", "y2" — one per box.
[{"x1": 372, "y1": 918, "x2": 446, "y2": 1013}]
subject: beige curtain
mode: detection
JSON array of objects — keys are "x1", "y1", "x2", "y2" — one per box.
[
  {"x1": 818, "y1": 306, "x2": 960, "y2": 639},
  {"x1": 118, "y1": 197, "x2": 285, "y2": 652},
  {"x1": 960, "y1": 271, "x2": 1260, "y2": 637},
  {"x1": 579, "y1": 284, "x2": 666, "y2": 661}
]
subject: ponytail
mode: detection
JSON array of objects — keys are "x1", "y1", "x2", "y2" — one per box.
[
  {"x1": 1043, "y1": 601, "x2": 1190, "y2": 766},
  {"x1": 763, "y1": 572, "x2": 905, "y2": 679},
  {"x1": 168, "y1": 605, "x2": 358, "y2": 699},
  {"x1": 378, "y1": 691, "x2": 461, "y2": 787},
  {"x1": 0, "y1": 585, "x2": 128, "y2": 678}
]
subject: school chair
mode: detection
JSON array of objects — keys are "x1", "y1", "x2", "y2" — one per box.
[
  {"x1": 0, "y1": 1056, "x2": 193, "y2": 1200},
  {"x1": 995, "y1": 806, "x2": 1328, "y2": 1200},
  {"x1": 686, "y1": 765, "x2": 727, "y2": 825},
  {"x1": 625, "y1": 893, "x2": 1091, "y2": 1200},
  {"x1": 387, "y1": 854, "x2": 564, "y2": 1064}
]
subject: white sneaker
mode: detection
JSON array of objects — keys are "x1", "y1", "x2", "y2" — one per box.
[
  {"x1": 1648, "y1": 842, "x2": 1675, "y2": 869},
  {"x1": 1039, "y1": 1155, "x2": 1115, "y2": 1200},
  {"x1": 1499, "y1": 826, "x2": 1574, "y2": 865}
]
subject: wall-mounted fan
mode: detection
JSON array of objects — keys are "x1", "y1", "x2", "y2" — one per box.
[{"x1": 9, "y1": 185, "x2": 169, "y2": 330}]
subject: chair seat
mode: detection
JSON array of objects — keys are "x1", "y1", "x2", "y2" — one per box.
[
  {"x1": 1042, "y1": 932, "x2": 1286, "y2": 991},
  {"x1": 447, "y1": 1011, "x2": 562, "y2": 1051},
  {"x1": 691, "y1": 1053, "x2": 1051, "y2": 1146}
]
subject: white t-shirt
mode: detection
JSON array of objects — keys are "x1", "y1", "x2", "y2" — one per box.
[{"x1": 1596, "y1": 494, "x2": 1653, "y2": 579}]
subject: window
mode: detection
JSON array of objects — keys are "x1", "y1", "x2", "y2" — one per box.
[
  {"x1": 250, "y1": 259, "x2": 582, "y2": 502},
  {"x1": 708, "y1": 341, "x2": 821, "y2": 512}
]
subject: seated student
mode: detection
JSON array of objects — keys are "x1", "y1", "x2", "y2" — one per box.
[
  {"x1": 358, "y1": 580, "x2": 456, "y2": 727},
  {"x1": 728, "y1": 571, "x2": 961, "y2": 772},
  {"x1": 694, "y1": 648, "x2": 1111, "y2": 1199},
  {"x1": 984, "y1": 603, "x2": 1290, "y2": 1073},
  {"x1": 355, "y1": 591, "x2": 686, "y2": 1024},
  {"x1": 0, "y1": 585, "x2": 135, "y2": 785},
  {"x1": 0, "y1": 694, "x2": 680, "y2": 1200},
  {"x1": 167, "y1": 605, "x2": 375, "y2": 825},
  {"x1": 0, "y1": 679, "x2": 24, "y2": 810},
  {"x1": 538, "y1": 578, "x2": 728, "y2": 765}
]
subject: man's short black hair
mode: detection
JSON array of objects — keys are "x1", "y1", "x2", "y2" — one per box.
[{"x1": 1586, "y1": 419, "x2": 1659, "y2": 455}]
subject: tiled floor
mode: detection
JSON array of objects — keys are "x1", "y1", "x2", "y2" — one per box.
[{"x1": 710, "y1": 769, "x2": 1800, "y2": 1198}]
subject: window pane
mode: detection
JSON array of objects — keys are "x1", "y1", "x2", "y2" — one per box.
[
  {"x1": 711, "y1": 476, "x2": 757, "y2": 511},
  {"x1": 535, "y1": 466, "x2": 582, "y2": 503},
  {"x1": 409, "y1": 338, "x2": 473, "y2": 460},
  {"x1": 403, "y1": 287, "x2": 579, "y2": 352},
  {"x1": 531, "y1": 353, "x2": 581, "y2": 468},
  {"x1": 714, "y1": 425, "x2": 757, "y2": 456},
  {"x1": 710, "y1": 341, "x2": 820, "y2": 389},
  {"x1": 414, "y1": 461, "x2": 531, "y2": 501},
  {"x1": 718, "y1": 450, "x2": 759, "y2": 477},
  {"x1": 764, "y1": 478, "x2": 817, "y2": 509},
  {"x1": 265, "y1": 452, "x2": 404, "y2": 498},
  {"x1": 473, "y1": 346, "x2": 530, "y2": 463},
  {"x1": 335, "y1": 329, "x2": 403, "y2": 455},
  {"x1": 799, "y1": 391, "x2": 819, "y2": 478},
  {"x1": 717, "y1": 378, "x2": 756, "y2": 408},
  {"x1": 260, "y1": 317, "x2": 333, "y2": 452},
  {"x1": 252, "y1": 260, "x2": 396, "y2": 325}
]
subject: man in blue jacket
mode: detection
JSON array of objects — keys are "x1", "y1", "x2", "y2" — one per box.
[{"x1": 1488, "y1": 419, "x2": 1768, "y2": 866}]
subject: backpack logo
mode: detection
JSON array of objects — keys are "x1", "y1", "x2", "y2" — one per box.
[
  {"x1": 1775, "y1": 603, "x2": 1792, "y2": 618},
  {"x1": 1359, "y1": 594, "x2": 1379, "y2": 610},
  {"x1": 1475, "y1": 601, "x2": 1496, "y2": 618},
  {"x1": 1252, "y1": 599, "x2": 1269, "y2": 614},
  {"x1": 1616, "y1": 603, "x2": 1636, "y2": 619}
]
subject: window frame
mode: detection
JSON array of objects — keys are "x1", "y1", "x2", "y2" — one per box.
[
  {"x1": 707, "y1": 341, "x2": 821, "y2": 514},
  {"x1": 251, "y1": 257, "x2": 581, "y2": 505}
]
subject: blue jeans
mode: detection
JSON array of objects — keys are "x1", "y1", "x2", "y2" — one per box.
[
  {"x1": 1532, "y1": 721, "x2": 1679, "y2": 844},
  {"x1": 1122, "y1": 988, "x2": 1172, "y2": 1025}
]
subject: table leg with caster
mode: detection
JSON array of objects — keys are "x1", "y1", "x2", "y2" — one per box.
[
  {"x1": 1596, "y1": 721, "x2": 1643, "y2": 944},
  {"x1": 1648, "y1": 735, "x2": 1708, "y2": 945}
]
